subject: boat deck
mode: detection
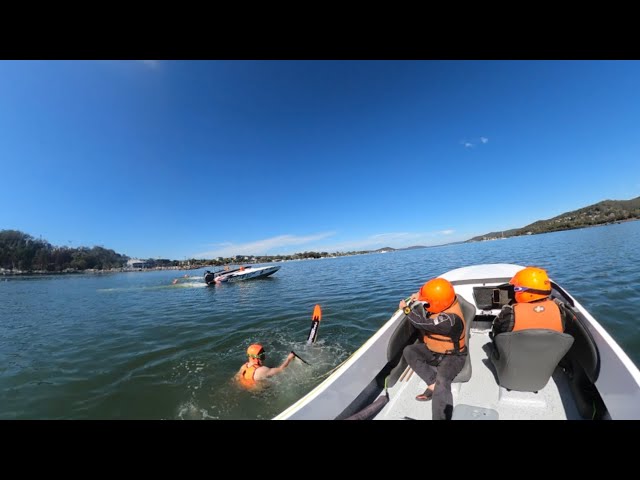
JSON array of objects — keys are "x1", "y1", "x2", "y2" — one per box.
[{"x1": 374, "y1": 323, "x2": 583, "y2": 420}]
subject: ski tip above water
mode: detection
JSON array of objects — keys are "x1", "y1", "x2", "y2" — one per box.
[
  {"x1": 307, "y1": 304, "x2": 322, "y2": 344},
  {"x1": 312, "y1": 304, "x2": 322, "y2": 322}
]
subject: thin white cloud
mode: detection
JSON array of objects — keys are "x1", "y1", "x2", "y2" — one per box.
[
  {"x1": 313, "y1": 230, "x2": 457, "y2": 253},
  {"x1": 370, "y1": 232, "x2": 411, "y2": 239},
  {"x1": 190, "y1": 229, "x2": 461, "y2": 259},
  {"x1": 192, "y1": 232, "x2": 336, "y2": 258},
  {"x1": 462, "y1": 137, "x2": 488, "y2": 148}
]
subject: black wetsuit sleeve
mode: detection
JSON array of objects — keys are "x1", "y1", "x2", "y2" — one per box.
[
  {"x1": 554, "y1": 299, "x2": 569, "y2": 331},
  {"x1": 492, "y1": 305, "x2": 514, "y2": 336}
]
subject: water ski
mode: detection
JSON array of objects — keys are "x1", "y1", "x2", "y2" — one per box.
[{"x1": 306, "y1": 304, "x2": 322, "y2": 344}]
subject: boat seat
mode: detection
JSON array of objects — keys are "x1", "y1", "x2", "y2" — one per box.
[
  {"x1": 490, "y1": 329, "x2": 574, "y2": 392},
  {"x1": 453, "y1": 294, "x2": 476, "y2": 383}
]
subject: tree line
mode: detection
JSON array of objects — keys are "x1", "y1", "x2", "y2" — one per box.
[
  {"x1": 0, "y1": 229, "x2": 375, "y2": 274},
  {"x1": 0, "y1": 230, "x2": 129, "y2": 272}
]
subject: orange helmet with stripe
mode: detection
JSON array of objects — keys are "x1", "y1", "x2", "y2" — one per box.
[
  {"x1": 418, "y1": 278, "x2": 456, "y2": 314},
  {"x1": 247, "y1": 344, "x2": 265, "y2": 363},
  {"x1": 509, "y1": 266, "x2": 552, "y2": 303}
]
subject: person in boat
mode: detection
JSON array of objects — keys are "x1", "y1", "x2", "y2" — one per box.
[
  {"x1": 399, "y1": 277, "x2": 467, "y2": 420},
  {"x1": 236, "y1": 344, "x2": 296, "y2": 389},
  {"x1": 491, "y1": 266, "x2": 567, "y2": 340}
]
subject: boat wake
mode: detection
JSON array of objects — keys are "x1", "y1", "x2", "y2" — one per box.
[
  {"x1": 98, "y1": 282, "x2": 207, "y2": 292},
  {"x1": 170, "y1": 281, "x2": 207, "y2": 289}
]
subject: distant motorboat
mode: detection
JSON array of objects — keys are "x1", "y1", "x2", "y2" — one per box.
[{"x1": 204, "y1": 265, "x2": 280, "y2": 285}]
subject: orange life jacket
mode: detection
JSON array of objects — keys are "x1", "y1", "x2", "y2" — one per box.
[
  {"x1": 238, "y1": 362, "x2": 260, "y2": 388},
  {"x1": 422, "y1": 299, "x2": 467, "y2": 354},
  {"x1": 512, "y1": 299, "x2": 563, "y2": 332}
]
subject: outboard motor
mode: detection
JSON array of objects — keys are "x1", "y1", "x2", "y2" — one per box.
[{"x1": 204, "y1": 271, "x2": 216, "y2": 285}]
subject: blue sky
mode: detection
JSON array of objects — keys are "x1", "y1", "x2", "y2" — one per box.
[{"x1": 1, "y1": 60, "x2": 639, "y2": 260}]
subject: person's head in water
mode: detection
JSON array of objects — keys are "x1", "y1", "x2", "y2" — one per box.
[
  {"x1": 247, "y1": 343, "x2": 266, "y2": 365},
  {"x1": 237, "y1": 343, "x2": 295, "y2": 388}
]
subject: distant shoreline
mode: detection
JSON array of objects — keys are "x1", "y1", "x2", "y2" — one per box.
[
  {"x1": 0, "y1": 265, "x2": 203, "y2": 277},
  {"x1": 0, "y1": 255, "x2": 374, "y2": 277},
  {"x1": 467, "y1": 218, "x2": 639, "y2": 243},
  {"x1": 3, "y1": 219, "x2": 638, "y2": 278}
]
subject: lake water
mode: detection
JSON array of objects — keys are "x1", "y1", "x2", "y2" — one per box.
[{"x1": 1, "y1": 221, "x2": 639, "y2": 419}]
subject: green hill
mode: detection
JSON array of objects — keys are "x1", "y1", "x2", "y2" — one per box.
[{"x1": 468, "y1": 196, "x2": 640, "y2": 242}]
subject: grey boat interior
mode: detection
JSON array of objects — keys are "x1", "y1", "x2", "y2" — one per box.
[{"x1": 338, "y1": 280, "x2": 607, "y2": 420}]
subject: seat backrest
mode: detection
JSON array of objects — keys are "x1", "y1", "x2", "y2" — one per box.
[
  {"x1": 452, "y1": 294, "x2": 476, "y2": 383},
  {"x1": 491, "y1": 329, "x2": 574, "y2": 392}
]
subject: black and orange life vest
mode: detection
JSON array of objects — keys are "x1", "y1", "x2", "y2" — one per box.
[
  {"x1": 238, "y1": 362, "x2": 260, "y2": 388},
  {"x1": 513, "y1": 299, "x2": 563, "y2": 332},
  {"x1": 422, "y1": 299, "x2": 467, "y2": 355}
]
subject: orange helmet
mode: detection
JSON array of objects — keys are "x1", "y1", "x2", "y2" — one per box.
[
  {"x1": 247, "y1": 344, "x2": 265, "y2": 360},
  {"x1": 418, "y1": 278, "x2": 456, "y2": 314},
  {"x1": 509, "y1": 266, "x2": 552, "y2": 303}
]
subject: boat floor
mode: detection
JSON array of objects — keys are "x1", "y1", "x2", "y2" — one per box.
[{"x1": 374, "y1": 323, "x2": 583, "y2": 420}]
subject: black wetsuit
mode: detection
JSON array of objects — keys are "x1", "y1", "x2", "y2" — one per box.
[{"x1": 402, "y1": 301, "x2": 467, "y2": 420}]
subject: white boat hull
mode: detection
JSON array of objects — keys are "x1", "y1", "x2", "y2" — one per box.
[
  {"x1": 274, "y1": 264, "x2": 640, "y2": 420},
  {"x1": 224, "y1": 266, "x2": 280, "y2": 283},
  {"x1": 206, "y1": 265, "x2": 280, "y2": 285}
]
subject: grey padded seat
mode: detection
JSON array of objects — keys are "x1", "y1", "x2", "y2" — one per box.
[
  {"x1": 452, "y1": 294, "x2": 476, "y2": 383},
  {"x1": 490, "y1": 329, "x2": 574, "y2": 392}
]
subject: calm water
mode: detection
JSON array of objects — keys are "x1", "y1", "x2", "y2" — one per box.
[{"x1": 2, "y1": 221, "x2": 640, "y2": 419}]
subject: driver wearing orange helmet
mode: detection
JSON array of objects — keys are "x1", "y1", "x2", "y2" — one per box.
[
  {"x1": 491, "y1": 266, "x2": 567, "y2": 339},
  {"x1": 399, "y1": 277, "x2": 467, "y2": 420},
  {"x1": 236, "y1": 344, "x2": 295, "y2": 388}
]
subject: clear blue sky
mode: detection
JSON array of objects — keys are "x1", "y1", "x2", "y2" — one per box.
[{"x1": 1, "y1": 60, "x2": 639, "y2": 260}]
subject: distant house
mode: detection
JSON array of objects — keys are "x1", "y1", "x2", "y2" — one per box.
[{"x1": 127, "y1": 258, "x2": 148, "y2": 269}]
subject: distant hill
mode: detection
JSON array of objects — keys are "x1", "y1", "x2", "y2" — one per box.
[
  {"x1": 399, "y1": 245, "x2": 427, "y2": 250},
  {"x1": 373, "y1": 246, "x2": 427, "y2": 253},
  {"x1": 468, "y1": 196, "x2": 640, "y2": 242}
]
